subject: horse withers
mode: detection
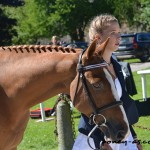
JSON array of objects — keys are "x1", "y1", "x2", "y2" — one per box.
[{"x1": 0, "y1": 41, "x2": 129, "y2": 149}]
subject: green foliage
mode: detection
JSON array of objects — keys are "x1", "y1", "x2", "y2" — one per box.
[
  {"x1": 3, "y1": 0, "x2": 115, "y2": 44},
  {"x1": 134, "y1": 0, "x2": 150, "y2": 31},
  {"x1": 0, "y1": 7, "x2": 16, "y2": 46},
  {"x1": 2, "y1": 0, "x2": 150, "y2": 44},
  {"x1": 4, "y1": 0, "x2": 52, "y2": 44},
  {"x1": 112, "y1": 0, "x2": 135, "y2": 23},
  {"x1": 0, "y1": 1, "x2": 20, "y2": 46},
  {"x1": 47, "y1": 0, "x2": 116, "y2": 41}
]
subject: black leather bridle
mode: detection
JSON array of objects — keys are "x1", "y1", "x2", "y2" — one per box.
[{"x1": 73, "y1": 49, "x2": 123, "y2": 150}]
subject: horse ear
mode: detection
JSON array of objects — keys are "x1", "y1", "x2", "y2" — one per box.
[
  {"x1": 86, "y1": 37, "x2": 110, "y2": 59},
  {"x1": 86, "y1": 39, "x2": 97, "y2": 59},
  {"x1": 95, "y1": 37, "x2": 110, "y2": 55}
]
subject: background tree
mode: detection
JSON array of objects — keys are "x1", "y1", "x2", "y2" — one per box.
[
  {"x1": 4, "y1": 0, "x2": 50, "y2": 44},
  {"x1": 0, "y1": 0, "x2": 23, "y2": 6},
  {"x1": 4, "y1": 0, "x2": 115, "y2": 44},
  {"x1": 48, "y1": 0, "x2": 115, "y2": 42},
  {"x1": 2, "y1": 0, "x2": 150, "y2": 45},
  {"x1": 0, "y1": 0, "x2": 23, "y2": 46},
  {"x1": 112, "y1": 0, "x2": 150, "y2": 31},
  {"x1": 112, "y1": 0, "x2": 135, "y2": 23},
  {"x1": 0, "y1": 8, "x2": 15, "y2": 46},
  {"x1": 134, "y1": 0, "x2": 150, "y2": 31}
]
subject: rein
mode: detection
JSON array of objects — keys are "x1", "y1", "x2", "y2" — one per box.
[{"x1": 73, "y1": 49, "x2": 123, "y2": 150}]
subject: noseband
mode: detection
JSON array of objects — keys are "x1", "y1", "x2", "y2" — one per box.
[{"x1": 73, "y1": 49, "x2": 123, "y2": 150}]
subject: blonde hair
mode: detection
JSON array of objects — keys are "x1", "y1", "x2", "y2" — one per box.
[
  {"x1": 52, "y1": 35, "x2": 58, "y2": 41},
  {"x1": 88, "y1": 14, "x2": 118, "y2": 42}
]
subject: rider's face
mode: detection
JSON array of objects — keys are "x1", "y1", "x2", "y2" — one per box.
[{"x1": 100, "y1": 22, "x2": 121, "y2": 52}]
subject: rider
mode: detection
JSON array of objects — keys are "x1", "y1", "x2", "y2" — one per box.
[
  {"x1": 73, "y1": 14, "x2": 142, "y2": 150},
  {"x1": 51, "y1": 35, "x2": 60, "y2": 46}
]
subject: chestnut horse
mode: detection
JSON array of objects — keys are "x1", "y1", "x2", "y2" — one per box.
[{"x1": 0, "y1": 40, "x2": 129, "y2": 150}]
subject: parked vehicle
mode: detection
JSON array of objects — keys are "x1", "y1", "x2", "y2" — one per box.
[
  {"x1": 113, "y1": 33, "x2": 150, "y2": 62},
  {"x1": 62, "y1": 41, "x2": 88, "y2": 49}
]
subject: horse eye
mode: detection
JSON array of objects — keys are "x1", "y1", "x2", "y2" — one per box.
[{"x1": 92, "y1": 82, "x2": 103, "y2": 89}]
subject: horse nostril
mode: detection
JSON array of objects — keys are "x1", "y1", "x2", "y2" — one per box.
[{"x1": 116, "y1": 130, "x2": 126, "y2": 140}]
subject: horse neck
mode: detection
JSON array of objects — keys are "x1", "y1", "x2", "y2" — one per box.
[{"x1": 0, "y1": 45, "x2": 81, "y2": 110}]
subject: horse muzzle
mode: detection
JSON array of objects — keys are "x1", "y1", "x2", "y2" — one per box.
[{"x1": 100, "y1": 121, "x2": 129, "y2": 142}]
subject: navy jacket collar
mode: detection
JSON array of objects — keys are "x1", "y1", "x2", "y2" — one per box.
[{"x1": 111, "y1": 57, "x2": 126, "y2": 90}]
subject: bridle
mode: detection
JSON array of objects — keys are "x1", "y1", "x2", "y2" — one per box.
[{"x1": 73, "y1": 49, "x2": 123, "y2": 150}]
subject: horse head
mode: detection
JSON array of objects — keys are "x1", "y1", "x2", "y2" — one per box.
[{"x1": 70, "y1": 39, "x2": 129, "y2": 142}]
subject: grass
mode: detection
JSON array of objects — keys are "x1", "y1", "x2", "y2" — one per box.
[
  {"x1": 131, "y1": 71, "x2": 150, "y2": 150},
  {"x1": 18, "y1": 97, "x2": 81, "y2": 150},
  {"x1": 18, "y1": 59, "x2": 150, "y2": 150},
  {"x1": 128, "y1": 58, "x2": 150, "y2": 150},
  {"x1": 120, "y1": 58, "x2": 141, "y2": 63}
]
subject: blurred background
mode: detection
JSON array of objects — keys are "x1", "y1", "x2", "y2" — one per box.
[{"x1": 0, "y1": 0, "x2": 149, "y2": 46}]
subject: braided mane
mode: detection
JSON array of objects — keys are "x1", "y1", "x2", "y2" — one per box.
[{"x1": 0, "y1": 45, "x2": 80, "y2": 53}]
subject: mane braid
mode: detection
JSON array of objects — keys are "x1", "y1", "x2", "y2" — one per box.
[{"x1": 0, "y1": 45, "x2": 78, "y2": 54}]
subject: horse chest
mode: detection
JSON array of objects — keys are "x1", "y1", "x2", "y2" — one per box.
[
  {"x1": 0, "y1": 128, "x2": 24, "y2": 149},
  {"x1": 0, "y1": 111, "x2": 29, "y2": 149}
]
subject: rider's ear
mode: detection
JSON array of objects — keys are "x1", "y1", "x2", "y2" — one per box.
[
  {"x1": 86, "y1": 39, "x2": 97, "y2": 59},
  {"x1": 94, "y1": 34, "x2": 101, "y2": 40}
]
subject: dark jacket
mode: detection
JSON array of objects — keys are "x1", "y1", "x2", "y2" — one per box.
[
  {"x1": 78, "y1": 57, "x2": 139, "y2": 148},
  {"x1": 119, "y1": 62, "x2": 137, "y2": 96}
]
